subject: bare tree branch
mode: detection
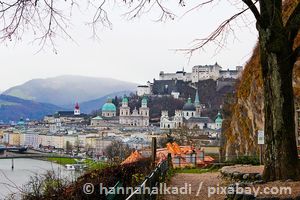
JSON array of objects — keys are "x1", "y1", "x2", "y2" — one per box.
[
  {"x1": 180, "y1": 0, "x2": 214, "y2": 19},
  {"x1": 242, "y1": 0, "x2": 261, "y2": 25},
  {"x1": 0, "y1": 0, "x2": 72, "y2": 52},
  {"x1": 176, "y1": 6, "x2": 251, "y2": 57},
  {"x1": 122, "y1": 0, "x2": 176, "y2": 22}
]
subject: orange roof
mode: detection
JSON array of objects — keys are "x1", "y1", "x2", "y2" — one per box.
[
  {"x1": 121, "y1": 150, "x2": 143, "y2": 165},
  {"x1": 166, "y1": 143, "x2": 178, "y2": 155},
  {"x1": 204, "y1": 156, "x2": 215, "y2": 162},
  {"x1": 181, "y1": 146, "x2": 193, "y2": 154},
  {"x1": 172, "y1": 142, "x2": 182, "y2": 155}
]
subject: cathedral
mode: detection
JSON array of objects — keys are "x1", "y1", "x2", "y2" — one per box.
[
  {"x1": 160, "y1": 90, "x2": 222, "y2": 130},
  {"x1": 119, "y1": 96, "x2": 150, "y2": 127}
]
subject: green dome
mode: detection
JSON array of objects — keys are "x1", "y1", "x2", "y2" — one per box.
[
  {"x1": 183, "y1": 97, "x2": 196, "y2": 111},
  {"x1": 17, "y1": 117, "x2": 25, "y2": 126},
  {"x1": 215, "y1": 112, "x2": 223, "y2": 123},
  {"x1": 102, "y1": 103, "x2": 116, "y2": 112},
  {"x1": 102, "y1": 98, "x2": 116, "y2": 112},
  {"x1": 122, "y1": 97, "x2": 129, "y2": 103}
]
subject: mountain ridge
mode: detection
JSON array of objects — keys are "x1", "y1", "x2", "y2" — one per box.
[
  {"x1": 3, "y1": 75, "x2": 138, "y2": 106},
  {"x1": 0, "y1": 94, "x2": 64, "y2": 122}
]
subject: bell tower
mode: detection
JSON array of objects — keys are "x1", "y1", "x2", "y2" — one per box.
[
  {"x1": 194, "y1": 90, "x2": 201, "y2": 117},
  {"x1": 74, "y1": 102, "x2": 80, "y2": 115}
]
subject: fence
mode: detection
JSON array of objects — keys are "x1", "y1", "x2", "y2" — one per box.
[
  {"x1": 125, "y1": 159, "x2": 169, "y2": 200},
  {"x1": 172, "y1": 153, "x2": 204, "y2": 168}
]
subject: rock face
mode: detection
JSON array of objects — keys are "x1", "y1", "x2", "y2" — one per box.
[{"x1": 223, "y1": 0, "x2": 300, "y2": 158}]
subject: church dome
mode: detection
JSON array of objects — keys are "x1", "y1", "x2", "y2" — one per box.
[
  {"x1": 102, "y1": 98, "x2": 117, "y2": 112},
  {"x1": 122, "y1": 97, "x2": 129, "y2": 103},
  {"x1": 183, "y1": 97, "x2": 196, "y2": 111},
  {"x1": 215, "y1": 112, "x2": 223, "y2": 123}
]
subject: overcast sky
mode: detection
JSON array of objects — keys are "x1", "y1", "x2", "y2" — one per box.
[{"x1": 0, "y1": 1, "x2": 258, "y2": 91}]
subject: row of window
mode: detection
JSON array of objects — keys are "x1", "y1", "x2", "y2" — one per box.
[{"x1": 120, "y1": 111, "x2": 148, "y2": 116}]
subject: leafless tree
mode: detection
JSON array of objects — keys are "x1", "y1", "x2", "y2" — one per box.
[{"x1": 0, "y1": 0, "x2": 299, "y2": 181}]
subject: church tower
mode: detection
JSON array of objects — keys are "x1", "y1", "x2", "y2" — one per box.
[
  {"x1": 120, "y1": 96, "x2": 130, "y2": 116},
  {"x1": 74, "y1": 102, "x2": 80, "y2": 115},
  {"x1": 119, "y1": 96, "x2": 131, "y2": 125},
  {"x1": 139, "y1": 97, "x2": 149, "y2": 117},
  {"x1": 139, "y1": 97, "x2": 149, "y2": 126},
  {"x1": 194, "y1": 90, "x2": 201, "y2": 117},
  {"x1": 215, "y1": 111, "x2": 223, "y2": 130}
]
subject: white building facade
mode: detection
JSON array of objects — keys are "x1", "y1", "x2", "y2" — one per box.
[
  {"x1": 159, "y1": 63, "x2": 242, "y2": 82},
  {"x1": 119, "y1": 97, "x2": 150, "y2": 127},
  {"x1": 137, "y1": 81, "x2": 152, "y2": 96},
  {"x1": 160, "y1": 90, "x2": 223, "y2": 131}
]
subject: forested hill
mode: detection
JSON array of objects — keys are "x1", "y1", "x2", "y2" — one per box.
[
  {"x1": 0, "y1": 95, "x2": 63, "y2": 122},
  {"x1": 152, "y1": 78, "x2": 237, "y2": 112}
]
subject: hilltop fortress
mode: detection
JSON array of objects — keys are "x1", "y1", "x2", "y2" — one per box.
[{"x1": 159, "y1": 63, "x2": 243, "y2": 82}]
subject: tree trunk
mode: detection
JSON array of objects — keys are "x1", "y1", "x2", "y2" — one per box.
[{"x1": 259, "y1": 25, "x2": 300, "y2": 181}]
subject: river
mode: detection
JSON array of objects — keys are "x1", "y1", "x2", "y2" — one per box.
[{"x1": 0, "y1": 158, "x2": 77, "y2": 199}]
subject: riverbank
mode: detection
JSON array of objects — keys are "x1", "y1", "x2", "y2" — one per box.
[
  {"x1": 46, "y1": 157, "x2": 109, "y2": 171},
  {"x1": 47, "y1": 157, "x2": 77, "y2": 165}
]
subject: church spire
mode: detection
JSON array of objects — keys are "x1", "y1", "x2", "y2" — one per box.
[
  {"x1": 74, "y1": 102, "x2": 80, "y2": 115},
  {"x1": 194, "y1": 90, "x2": 200, "y2": 106}
]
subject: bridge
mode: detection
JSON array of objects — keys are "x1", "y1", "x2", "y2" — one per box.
[
  {"x1": 0, "y1": 147, "x2": 83, "y2": 160},
  {"x1": 0, "y1": 146, "x2": 28, "y2": 153},
  {"x1": 0, "y1": 154, "x2": 83, "y2": 159}
]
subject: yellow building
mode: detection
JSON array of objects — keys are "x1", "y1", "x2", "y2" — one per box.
[
  {"x1": 0, "y1": 130, "x2": 4, "y2": 141},
  {"x1": 85, "y1": 136, "x2": 98, "y2": 149},
  {"x1": 8, "y1": 133, "x2": 21, "y2": 146},
  {"x1": 51, "y1": 135, "x2": 64, "y2": 149},
  {"x1": 63, "y1": 135, "x2": 77, "y2": 149}
]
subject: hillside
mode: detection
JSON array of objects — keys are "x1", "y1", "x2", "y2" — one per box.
[
  {"x1": 223, "y1": 0, "x2": 300, "y2": 158},
  {"x1": 3, "y1": 75, "x2": 137, "y2": 106},
  {"x1": 153, "y1": 78, "x2": 236, "y2": 112},
  {"x1": 0, "y1": 95, "x2": 63, "y2": 122},
  {"x1": 78, "y1": 91, "x2": 133, "y2": 114}
]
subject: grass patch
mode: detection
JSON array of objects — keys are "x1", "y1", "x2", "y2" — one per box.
[
  {"x1": 47, "y1": 157, "x2": 109, "y2": 171},
  {"x1": 47, "y1": 157, "x2": 77, "y2": 165},
  {"x1": 84, "y1": 159, "x2": 108, "y2": 171}
]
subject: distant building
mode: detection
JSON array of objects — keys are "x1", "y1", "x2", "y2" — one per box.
[
  {"x1": 101, "y1": 98, "x2": 117, "y2": 118},
  {"x1": 160, "y1": 110, "x2": 183, "y2": 129},
  {"x1": 171, "y1": 91, "x2": 180, "y2": 99},
  {"x1": 160, "y1": 89, "x2": 223, "y2": 132},
  {"x1": 3, "y1": 132, "x2": 20, "y2": 146},
  {"x1": 137, "y1": 81, "x2": 152, "y2": 96},
  {"x1": 20, "y1": 132, "x2": 39, "y2": 148},
  {"x1": 119, "y1": 96, "x2": 150, "y2": 127},
  {"x1": 90, "y1": 116, "x2": 106, "y2": 127},
  {"x1": 159, "y1": 63, "x2": 242, "y2": 82},
  {"x1": 43, "y1": 103, "x2": 87, "y2": 133}
]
